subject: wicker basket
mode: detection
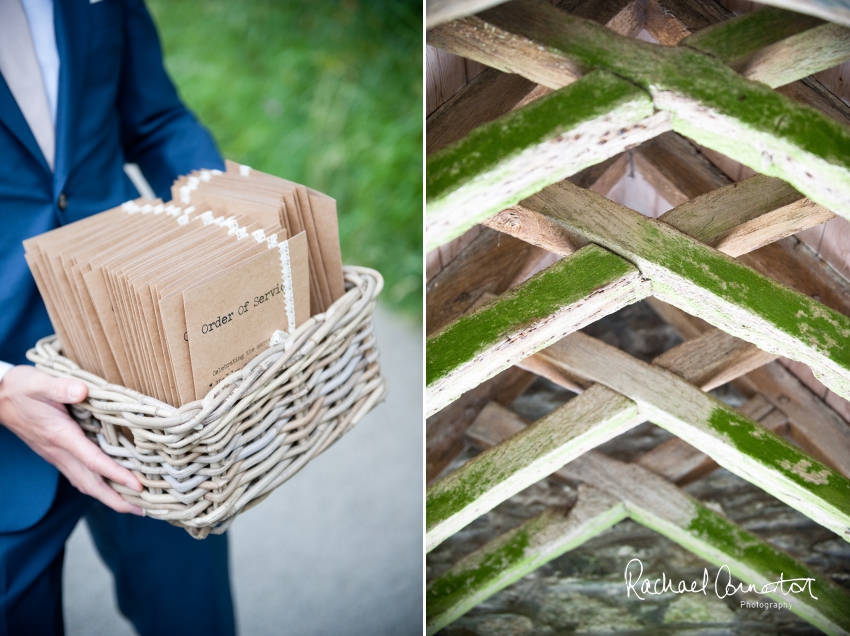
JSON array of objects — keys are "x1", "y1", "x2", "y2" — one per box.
[{"x1": 28, "y1": 266, "x2": 387, "y2": 538}]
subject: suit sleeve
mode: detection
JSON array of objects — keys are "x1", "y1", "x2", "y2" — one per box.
[{"x1": 117, "y1": 0, "x2": 224, "y2": 199}]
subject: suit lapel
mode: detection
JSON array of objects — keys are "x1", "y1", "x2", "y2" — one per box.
[
  {"x1": 54, "y1": 0, "x2": 89, "y2": 196},
  {"x1": 0, "y1": 77, "x2": 51, "y2": 176}
]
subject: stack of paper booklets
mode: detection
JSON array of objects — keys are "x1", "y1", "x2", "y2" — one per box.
[{"x1": 24, "y1": 162, "x2": 344, "y2": 407}]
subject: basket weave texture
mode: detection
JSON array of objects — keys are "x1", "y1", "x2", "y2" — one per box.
[{"x1": 28, "y1": 266, "x2": 387, "y2": 538}]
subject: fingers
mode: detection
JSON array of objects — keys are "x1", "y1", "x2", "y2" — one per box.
[
  {"x1": 46, "y1": 376, "x2": 87, "y2": 404},
  {"x1": 58, "y1": 453, "x2": 145, "y2": 515},
  {"x1": 20, "y1": 369, "x2": 88, "y2": 405},
  {"x1": 57, "y1": 424, "x2": 143, "y2": 493},
  {"x1": 5, "y1": 367, "x2": 144, "y2": 515}
]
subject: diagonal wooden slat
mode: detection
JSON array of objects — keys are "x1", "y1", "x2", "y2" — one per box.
[
  {"x1": 426, "y1": 228, "x2": 545, "y2": 335},
  {"x1": 426, "y1": 366, "x2": 536, "y2": 484},
  {"x1": 643, "y1": 299, "x2": 850, "y2": 476},
  {"x1": 683, "y1": 10, "x2": 850, "y2": 88},
  {"x1": 729, "y1": 0, "x2": 850, "y2": 28},
  {"x1": 656, "y1": 174, "x2": 834, "y2": 257},
  {"x1": 426, "y1": 383, "x2": 642, "y2": 551},
  {"x1": 636, "y1": 394, "x2": 790, "y2": 484},
  {"x1": 428, "y1": 325, "x2": 786, "y2": 550},
  {"x1": 426, "y1": 70, "x2": 668, "y2": 249},
  {"x1": 541, "y1": 331, "x2": 850, "y2": 540},
  {"x1": 429, "y1": 172, "x2": 839, "y2": 418},
  {"x1": 520, "y1": 180, "x2": 850, "y2": 400},
  {"x1": 426, "y1": 244, "x2": 648, "y2": 416},
  {"x1": 427, "y1": 67, "x2": 536, "y2": 156},
  {"x1": 427, "y1": 0, "x2": 644, "y2": 156},
  {"x1": 444, "y1": 407, "x2": 850, "y2": 636},
  {"x1": 426, "y1": 485, "x2": 627, "y2": 634},
  {"x1": 428, "y1": 0, "x2": 850, "y2": 238}
]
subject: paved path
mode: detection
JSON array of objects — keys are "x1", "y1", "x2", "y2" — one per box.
[{"x1": 63, "y1": 307, "x2": 423, "y2": 636}]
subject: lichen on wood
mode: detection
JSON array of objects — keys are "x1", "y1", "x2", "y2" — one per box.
[
  {"x1": 426, "y1": 384, "x2": 641, "y2": 550},
  {"x1": 435, "y1": 0, "x2": 850, "y2": 224},
  {"x1": 426, "y1": 488, "x2": 627, "y2": 635},
  {"x1": 426, "y1": 244, "x2": 648, "y2": 415},
  {"x1": 426, "y1": 70, "x2": 663, "y2": 249}
]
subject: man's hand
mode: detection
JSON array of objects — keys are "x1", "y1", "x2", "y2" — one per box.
[{"x1": 0, "y1": 366, "x2": 144, "y2": 515}]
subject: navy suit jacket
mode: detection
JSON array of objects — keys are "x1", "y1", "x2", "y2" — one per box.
[{"x1": 0, "y1": 0, "x2": 224, "y2": 532}]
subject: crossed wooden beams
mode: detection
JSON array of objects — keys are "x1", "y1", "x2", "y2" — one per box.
[
  {"x1": 427, "y1": 405, "x2": 850, "y2": 635},
  {"x1": 426, "y1": 0, "x2": 850, "y2": 632},
  {"x1": 427, "y1": 0, "x2": 850, "y2": 249},
  {"x1": 426, "y1": 327, "x2": 850, "y2": 635},
  {"x1": 426, "y1": 0, "x2": 850, "y2": 29}
]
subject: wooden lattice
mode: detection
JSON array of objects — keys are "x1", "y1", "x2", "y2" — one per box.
[{"x1": 425, "y1": 1, "x2": 850, "y2": 633}]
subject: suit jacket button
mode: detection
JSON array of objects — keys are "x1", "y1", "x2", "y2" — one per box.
[{"x1": 58, "y1": 193, "x2": 68, "y2": 211}]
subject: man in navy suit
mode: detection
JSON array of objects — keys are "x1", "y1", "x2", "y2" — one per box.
[{"x1": 0, "y1": 0, "x2": 236, "y2": 633}]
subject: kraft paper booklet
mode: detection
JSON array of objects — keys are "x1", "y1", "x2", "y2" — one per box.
[{"x1": 24, "y1": 165, "x2": 343, "y2": 407}]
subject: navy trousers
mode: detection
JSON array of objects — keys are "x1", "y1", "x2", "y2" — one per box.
[{"x1": 0, "y1": 476, "x2": 236, "y2": 636}]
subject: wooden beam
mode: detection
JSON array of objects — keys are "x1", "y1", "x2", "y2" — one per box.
[
  {"x1": 426, "y1": 486, "x2": 627, "y2": 634},
  {"x1": 681, "y1": 7, "x2": 824, "y2": 67},
  {"x1": 737, "y1": 237, "x2": 850, "y2": 320},
  {"x1": 632, "y1": 131, "x2": 731, "y2": 206},
  {"x1": 428, "y1": 323, "x2": 783, "y2": 550},
  {"x1": 777, "y1": 76, "x2": 850, "y2": 128},
  {"x1": 645, "y1": 297, "x2": 712, "y2": 339},
  {"x1": 483, "y1": 205, "x2": 587, "y2": 257},
  {"x1": 644, "y1": 299, "x2": 850, "y2": 478},
  {"x1": 426, "y1": 228, "x2": 545, "y2": 335},
  {"x1": 426, "y1": 366, "x2": 536, "y2": 484},
  {"x1": 529, "y1": 327, "x2": 777, "y2": 396},
  {"x1": 729, "y1": 0, "x2": 850, "y2": 28},
  {"x1": 657, "y1": 174, "x2": 834, "y2": 257},
  {"x1": 427, "y1": 68, "x2": 537, "y2": 156},
  {"x1": 539, "y1": 331, "x2": 850, "y2": 540},
  {"x1": 458, "y1": 408, "x2": 850, "y2": 636},
  {"x1": 432, "y1": 0, "x2": 850, "y2": 225},
  {"x1": 651, "y1": 328, "x2": 778, "y2": 391},
  {"x1": 426, "y1": 244, "x2": 649, "y2": 416},
  {"x1": 427, "y1": 0, "x2": 644, "y2": 156},
  {"x1": 737, "y1": 362, "x2": 850, "y2": 478},
  {"x1": 637, "y1": 394, "x2": 788, "y2": 483},
  {"x1": 521, "y1": 180, "x2": 850, "y2": 401},
  {"x1": 645, "y1": 0, "x2": 850, "y2": 130},
  {"x1": 563, "y1": 452, "x2": 850, "y2": 636},
  {"x1": 426, "y1": 383, "x2": 642, "y2": 551},
  {"x1": 426, "y1": 0, "x2": 509, "y2": 29},
  {"x1": 683, "y1": 8, "x2": 850, "y2": 88},
  {"x1": 736, "y1": 24, "x2": 850, "y2": 88},
  {"x1": 426, "y1": 70, "x2": 668, "y2": 249}
]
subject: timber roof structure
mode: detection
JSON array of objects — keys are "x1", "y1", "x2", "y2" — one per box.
[{"x1": 425, "y1": 0, "x2": 850, "y2": 633}]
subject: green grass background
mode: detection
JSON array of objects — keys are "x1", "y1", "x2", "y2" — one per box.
[{"x1": 147, "y1": 0, "x2": 423, "y2": 318}]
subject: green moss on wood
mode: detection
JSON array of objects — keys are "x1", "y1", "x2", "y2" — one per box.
[
  {"x1": 687, "y1": 502, "x2": 850, "y2": 630},
  {"x1": 426, "y1": 245, "x2": 636, "y2": 386},
  {"x1": 426, "y1": 386, "x2": 637, "y2": 537},
  {"x1": 707, "y1": 407, "x2": 850, "y2": 517},
  {"x1": 478, "y1": 1, "x2": 850, "y2": 200},
  {"x1": 426, "y1": 442, "x2": 516, "y2": 532},
  {"x1": 648, "y1": 226, "x2": 850, "y2": 370},
  {"x1": 426, "y1": 71, "x2": 650, "y2": 204},
  {"x1": 682, "y1": 7, "x2": 823, "y2": 64},
  {"x1": 427, "y1": 524, "x2": 533, "y2": 617},
  {"x1": 427, "y1": 499, "x2": 628, "y2": 633}
]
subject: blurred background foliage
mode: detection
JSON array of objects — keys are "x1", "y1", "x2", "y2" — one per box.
[{"x1": 147, "y1": 0, "x2": 423, "y2": 318}]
